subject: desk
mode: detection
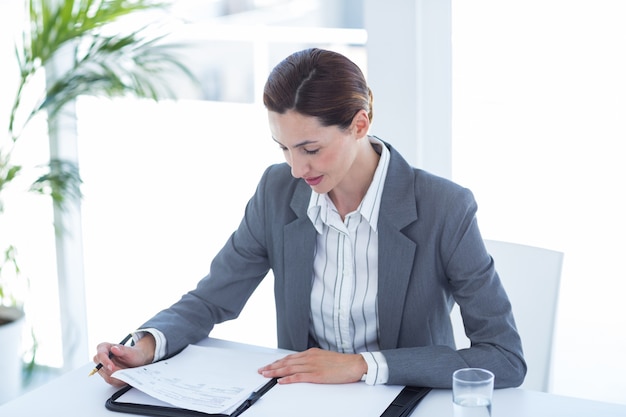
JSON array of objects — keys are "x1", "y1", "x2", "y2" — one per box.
[{"x1": 1, "y1": 338, "x2": 625, "y2": 417}]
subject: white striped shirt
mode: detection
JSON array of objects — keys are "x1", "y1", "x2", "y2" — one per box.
[{"x1": 307, "y1": 137, "x2": 390, "y2": 385}]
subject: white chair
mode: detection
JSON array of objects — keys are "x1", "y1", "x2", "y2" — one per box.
[{"x1": 451, "y1": 239, "x2": 564, "y2": 392}]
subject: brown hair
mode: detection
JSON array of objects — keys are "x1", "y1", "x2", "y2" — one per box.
[{"x1": 263, "y1": 48, "x2": 373, "y2": 130}]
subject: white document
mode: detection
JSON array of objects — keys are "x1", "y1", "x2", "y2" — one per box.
[
  {"x1": 243, "y1": 381, "x2": 405, "y2": 417},
  {"x1": 112, "y1": 344, "x2": 285, "y2": 415}
]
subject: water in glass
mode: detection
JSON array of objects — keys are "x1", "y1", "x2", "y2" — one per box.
[{"x1": 453, "y1": 394, "x2": 492, "y2": 417}]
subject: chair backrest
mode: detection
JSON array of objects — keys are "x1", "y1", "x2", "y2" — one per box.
[{"x1": 451, "y1": 239, "x2": 564, "y2": 392}]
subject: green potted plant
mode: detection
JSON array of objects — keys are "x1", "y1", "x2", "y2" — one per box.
[{"x1": 1, "y1": 0, "x2": 194, "y2": 403}]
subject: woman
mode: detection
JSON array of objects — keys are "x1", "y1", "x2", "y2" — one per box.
[{"x1": 94, "y1": 48, "x2": 526, "y2": 389}]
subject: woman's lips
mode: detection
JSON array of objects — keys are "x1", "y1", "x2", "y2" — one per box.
[{"x1": 305, "y1": 176, "x2": 323, "y2": 186}]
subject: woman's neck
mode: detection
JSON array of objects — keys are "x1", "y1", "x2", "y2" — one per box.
[{"x1": 329, "y1": 137, "x2": 380, "y2": 219}]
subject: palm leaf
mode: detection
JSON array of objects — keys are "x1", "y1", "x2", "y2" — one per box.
[
  {"x1": 0, "y1": 151, "x2": 23, "y2": 214},
  {"x1": 30, "y1": 159, "x2": 83, "y2": 212},
  {"x1": 39, "y1": 31, "x2": 193, "y2": 119},
  {"x1": 10, "y1": 0, "x2": 190, "y2": 141}
]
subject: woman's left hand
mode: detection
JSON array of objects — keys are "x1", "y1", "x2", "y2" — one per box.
[{"x1": 258, "y1": 348, "x2": 367, "y2": 384}]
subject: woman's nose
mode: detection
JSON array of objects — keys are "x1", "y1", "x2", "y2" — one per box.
[{"x1": 289, "y1": 153, "x2": 307, "y2": 179}]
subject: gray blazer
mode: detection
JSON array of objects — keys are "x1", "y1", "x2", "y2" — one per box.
[{"x1": 142, "y1": 142, "x2": 526, "y2": 389}]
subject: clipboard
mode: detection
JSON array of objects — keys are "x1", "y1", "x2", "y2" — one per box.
[
  {"x1": 105, "y1": 380, "x2": 431, "y2": 417},
  {"x1": 106, "y1": 378, "x2": 278, "y2": 417}
]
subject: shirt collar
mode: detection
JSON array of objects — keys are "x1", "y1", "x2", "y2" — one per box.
[{"x1": 307, "y1": 136, "x2": 391, "y2": 233}]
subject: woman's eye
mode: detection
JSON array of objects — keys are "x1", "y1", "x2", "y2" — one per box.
[{"x1": 303, "y1": 148, "x2": 319, "y2": 155}]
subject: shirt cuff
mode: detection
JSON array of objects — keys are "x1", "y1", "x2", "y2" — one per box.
[
  {"x1": 359, "y1": 352, "x2": 389, "y2": 385},
  {"x1": 134, "y1": 328, "x2": 167, "y2": 362}
]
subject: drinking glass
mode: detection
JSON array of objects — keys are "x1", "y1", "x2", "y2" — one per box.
[{"x1": 452, "y1": 368, "x2": 494, "y2": 417}]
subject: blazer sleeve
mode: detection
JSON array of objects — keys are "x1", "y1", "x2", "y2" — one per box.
[{"x1": 380, "y1": 173, "x2": 526, "y2": 389}]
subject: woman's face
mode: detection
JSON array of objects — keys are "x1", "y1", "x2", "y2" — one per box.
[{"x1": 268, "y1": 110, "x2": 359, "y2": 195}]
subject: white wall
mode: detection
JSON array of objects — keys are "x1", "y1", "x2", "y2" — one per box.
[
  {"x1": 364, "y1": 0, "x2": 452, "y2": 178},
  {"x1": 451, "y1": 0, "x2": 626, "y2": 405},
  {"x1": 77, "y1": 98, "x2": 281, "y2": 350}
]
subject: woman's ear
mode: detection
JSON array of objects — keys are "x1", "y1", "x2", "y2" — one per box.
[{"x1": 352, "y1": 109, "x2": 370, "y2": 139}]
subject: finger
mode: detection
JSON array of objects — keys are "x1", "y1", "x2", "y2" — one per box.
[
  {"x1": 95, "y1": 343, "x2": 129, "y2": 372},
  {"x1": 259, "y1": 357, "x2": 320, "y2": 381},
  {"x1": 108, "y1": 345, "x2": 140, "y2": 369},
  {"x1": 110, "y1": 344, "x2": 125, "y2": 359},
  {"x1": 259, "y1": 360, "x2": 296, "y2": 376},
  {"x1": 94, "y1": 343, "x2": 116, "y2": 371},
  {"x1": 100, "y1": 370, "x2": 128, "y2": 388},
  {"x1": 258, "y1": 350, "x2": 311, "y2": 373}
]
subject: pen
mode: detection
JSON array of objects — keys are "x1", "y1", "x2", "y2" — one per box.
[{"x1": 88, "y1": 333, "x2": 133, "y2": 377}]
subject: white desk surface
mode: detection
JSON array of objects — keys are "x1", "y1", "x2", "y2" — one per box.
[{"x1": 2, "y1": 338, "x2": 625, "y2": 417}]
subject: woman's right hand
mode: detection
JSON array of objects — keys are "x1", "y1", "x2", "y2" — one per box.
[{"x1": 92, "y1": 333, "x2": 156, "y2": 387}]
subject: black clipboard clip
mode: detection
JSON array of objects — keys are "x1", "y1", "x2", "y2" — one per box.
[
  {"x1": 230, "y1": 378, "x2": 278, "y2": 417},
  {"x1": 379, "y1": 386, "x2": 432, "y2": 417}
]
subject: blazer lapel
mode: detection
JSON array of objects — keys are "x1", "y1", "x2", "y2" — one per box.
[
  {"x1": 377, "y1": 145, "x2": 419, "y2": 349},
  {"x1": 283, "y1": 181, "x2": 317, "y2": 350}
]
